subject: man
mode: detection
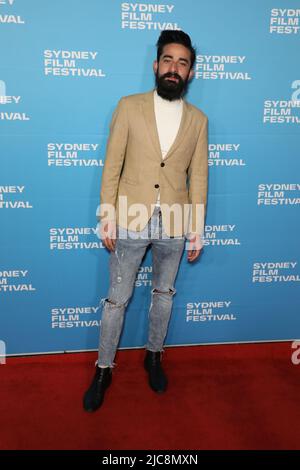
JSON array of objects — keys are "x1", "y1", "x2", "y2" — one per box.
[{"x1": 83, "y1": 30, "x2": 208, "y2": 412}]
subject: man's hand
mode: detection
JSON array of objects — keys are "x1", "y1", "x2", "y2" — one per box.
[
  {"x1": 100, "y1": 220, "x2": 117, "y2": 251},
  {"x1": 187, "y1": 233, "x2": 203, "y2": 262}
]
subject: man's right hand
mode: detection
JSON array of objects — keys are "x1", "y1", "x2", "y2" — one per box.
[{"x1": 100, "y1": 220, "x2": 117, "y2": 251}]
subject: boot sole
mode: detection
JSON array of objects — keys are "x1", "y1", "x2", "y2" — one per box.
[
  {"x1": 83, "y1": 375, "x2": 112, "y2": 412},
  {"x1": 144, "y1": 362, "x2": 168, "y2": 393}
]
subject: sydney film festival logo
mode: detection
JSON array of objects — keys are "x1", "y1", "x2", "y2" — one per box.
[
  {"x1": 269, "y1": 8, "x2": 300, "y2": 34},
  {"x1": 263, "y1": 80, "x2": 300, "y2": 124},
  {"x1": 44, "y1": 50, "x2": 106, "y2": 78},
  {"x1": 195, "y1": 54, "x2": 252, "y2": 80},
  {"x1": 0, "y1": 80, "x2": 30, "y2": 121},
  {"x1": 0, "y1": 0, "x2": 25, "y2": 24},
  {"x1": 120, "y1": 2, "x2": 180, "y2": 30}
]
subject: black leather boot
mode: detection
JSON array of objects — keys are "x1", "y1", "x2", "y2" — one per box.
[
  {"x1": 83, "y1": 365, "x2": 112, "y2": 412},
  {"x1": 144, "y1": 350, "x2": 168, "y2": 393}
]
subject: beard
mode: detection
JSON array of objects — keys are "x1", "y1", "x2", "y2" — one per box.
[{"x1": 155, "y1": 70, "x2": 189, "y2": 101}]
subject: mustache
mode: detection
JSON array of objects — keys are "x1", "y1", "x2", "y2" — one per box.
[{"x1": 161, "y1": 72, "x2": 182, "y2": 81}]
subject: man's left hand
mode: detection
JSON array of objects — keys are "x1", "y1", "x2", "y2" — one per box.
[{"x1": 187, "y1": 233, "x2": 203, "y2": 262}]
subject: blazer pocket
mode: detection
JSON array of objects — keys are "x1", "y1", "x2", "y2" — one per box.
[
  {"x1": 121, "y1": 176, "x2": 138, "y2": 186},
  {"x1": 175, "y1": 180, "x2": 188, "y2": 191}
]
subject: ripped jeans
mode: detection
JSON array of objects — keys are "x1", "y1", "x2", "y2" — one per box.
[{"x1": 97, "y1": 206, "x2": 186, "y2": 367}]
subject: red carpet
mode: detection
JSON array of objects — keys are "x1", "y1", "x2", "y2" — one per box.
[{"x1": 0, "y1": 343, "x2": 299, "y2": 450}]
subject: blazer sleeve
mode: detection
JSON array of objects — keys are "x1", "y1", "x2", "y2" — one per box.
[
  {"x1": 99, "y1": 97, "x2": 129, "y2": 222},
  {"x1": 187, "y1": 115, "x2": 208, "y2": 236}
]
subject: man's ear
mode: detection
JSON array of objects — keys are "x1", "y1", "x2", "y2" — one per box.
[
  {"x1": 188, "y1": 68, "x2": 194, "y2": 81},
  {"x1": 153, "y1": 60, "x2": 158, "y2": 74}
]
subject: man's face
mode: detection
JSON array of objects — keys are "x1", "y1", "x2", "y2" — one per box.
[{"x1": 153, "y1": 43, "x2": 194, "y2": 101}]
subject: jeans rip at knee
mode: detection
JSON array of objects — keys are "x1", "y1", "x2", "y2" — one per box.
[
  {"x1": 151, "y1": 287, "x2": 176, "y2": 297},
  {"x1": 100, "y1": 297, "x2": 130, "y2": 309}
]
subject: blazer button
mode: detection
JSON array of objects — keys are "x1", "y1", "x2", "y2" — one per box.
[
  {"x1": 154, "y1": 184, "x2": 159, "y2": 188},
  {"x1": 160, "y1": 162, "x2": 165, "y2": 167}
]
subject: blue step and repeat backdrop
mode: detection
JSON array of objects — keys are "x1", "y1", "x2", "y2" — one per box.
[{"x1": 0, "y1": 0, "x2": 299, "y2": 356}]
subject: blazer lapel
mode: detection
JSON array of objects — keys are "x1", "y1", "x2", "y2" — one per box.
[
  {"x1": 142, "y1": 90, "x2": 162, "y2": 160},
  {"x1": 142, "y1": 90, "x2": 192, "y2": 162},
  {"x1": 163, "y1": 99, "x2": 192, "y2": 161}
]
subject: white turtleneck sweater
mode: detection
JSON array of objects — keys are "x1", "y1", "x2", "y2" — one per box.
[{"x1": 153, "y1": 89, "x2": 183, "y2": 206}]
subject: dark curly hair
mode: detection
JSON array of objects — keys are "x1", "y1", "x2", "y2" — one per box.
[{"x1": 156, "y1": 30, "x2": 196, "y2": 68}]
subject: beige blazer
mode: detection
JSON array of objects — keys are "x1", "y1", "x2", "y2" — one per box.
[{"x1": 99, "y1": 89, "x2": 208, "y2": 237}]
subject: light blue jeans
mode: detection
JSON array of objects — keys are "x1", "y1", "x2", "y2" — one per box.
[{"x1": 97, "y1": 206, "x2": 186, "y2": 367}]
